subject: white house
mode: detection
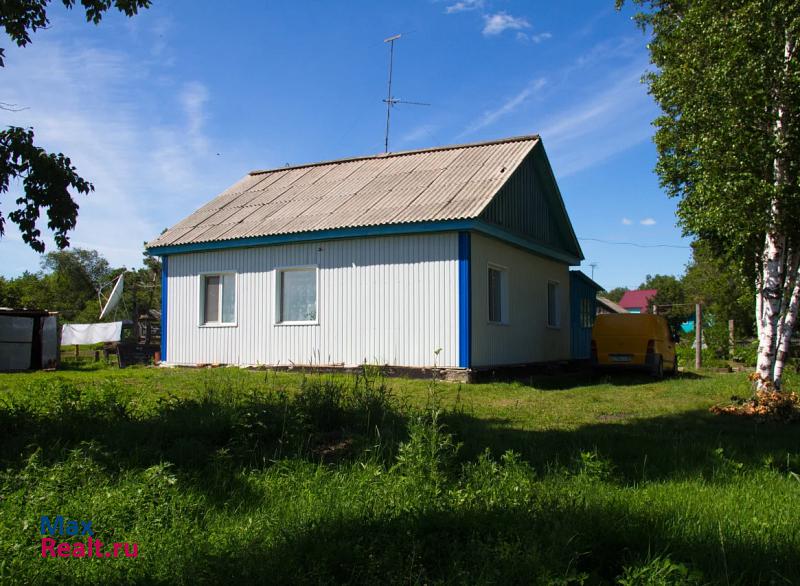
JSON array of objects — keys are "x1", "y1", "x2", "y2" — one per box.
[{"x1": 146, "y1": 135, "x2": 586, "y2": 377}]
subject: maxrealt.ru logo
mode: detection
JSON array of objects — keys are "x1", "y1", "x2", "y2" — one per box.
[{"x1": 39, "y1": 516, "x2": 138, "y2": 559}]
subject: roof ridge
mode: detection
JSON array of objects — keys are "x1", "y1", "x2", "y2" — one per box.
[{"x1": 248, "y1": 134, "x2": 540, "y2": 176}]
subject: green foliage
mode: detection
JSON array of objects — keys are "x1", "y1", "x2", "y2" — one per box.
[
  {"x1": 1, "y1": 367, "x2": 799, "y2": 583},
  {"x1": 618, "y1": 0, "x2": 800, "y2": 277},
  {"x1": 617, "y1": 554, "x2": 703, "y2": 586},
  {"x1": 604, "y1": 286, "x2": 628, "y2": 303},
  {"x1": 0, "y1": 247, "x2": 160, "y2": 323},
  {"x1": 0, "y1": 127, "x2": 92, "y2": 252},
  {"x1": 675, "y1": 339, "x2": 729, "y2": 368},
  {"x1": 683, "y1": 240, "x2": 755, "y2": 338},
  {"x1": 642, "y1": 273, "x2": 689, "y2": 330},
  {"x1": 0, "y1": 0, "x2": 151, "y2": 251},
  {"x1": 732, "y1": 339, "x2": 760, "y2": 366},
  {"x1": 0, "y1": 0, "x2": 152, "y2": 67}
]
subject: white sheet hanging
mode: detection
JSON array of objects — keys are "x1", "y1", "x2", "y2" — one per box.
[{"x1": 61, "y1": 322, "x2": 123, "y2": 345}]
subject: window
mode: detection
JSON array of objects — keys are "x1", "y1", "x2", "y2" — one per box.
[
  {"x1": 277, "y1": 268, "x2": 317, "y2": 323},
  {"x1": 488, "y1": 266, "x2": 508, "y2": 324},
  {"x1": 580, "y1": 298, "x2": 593, "y2": 328},
  {"x1": 547, "y1": 281, "x2": 560, "y2": 328},
  {"x1": 202, "y1": 273, "x2": 236, "y2": 325}
]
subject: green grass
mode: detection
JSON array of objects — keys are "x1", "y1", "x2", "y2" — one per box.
[{"x1": 1, "y1": 365, "x2": 799, "y2": 584}]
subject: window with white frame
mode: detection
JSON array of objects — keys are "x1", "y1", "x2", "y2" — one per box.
[
  {"x1": 488, "y1": 265, "x2": 508, "y2": 324},
  {"x1": 547, "y1": 281, "x2": 560, "y2": 328},
  {"x1": 202, "y1": 273, "x2": 236, "y2": 325},
  {"x1": 277, "y1": 267, "x2": 317, "y2": 323}
]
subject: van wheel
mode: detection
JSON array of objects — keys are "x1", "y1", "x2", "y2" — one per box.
[{"x1": 652, "y1": 356, "x2": 664, "y2": 379}]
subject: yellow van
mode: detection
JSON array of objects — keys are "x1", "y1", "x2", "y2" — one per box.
[{"x1": 591, "y1": 314, "x2": 677, "y2": 377}]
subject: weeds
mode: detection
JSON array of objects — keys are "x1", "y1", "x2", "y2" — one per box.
[{"x1": 0, "y1": 368, "x2": 799, "y2": 583}]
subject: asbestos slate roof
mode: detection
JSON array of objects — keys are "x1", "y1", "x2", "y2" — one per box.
[{"x1": 147, "y1": 135, "x2": 539, "y2": 249}]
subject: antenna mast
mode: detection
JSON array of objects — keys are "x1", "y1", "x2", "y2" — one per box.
[{"x1": 382, "y1": 33, "x2": 429, "y2": 153}]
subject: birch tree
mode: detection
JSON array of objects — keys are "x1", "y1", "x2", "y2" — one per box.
[{"x1": 618, "y1": 0, "x2": 800, "y2": 388}]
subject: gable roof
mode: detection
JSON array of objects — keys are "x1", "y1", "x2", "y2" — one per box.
[
  {"x1": 596, "y1": 296, "x2": 626, "y2": 314},
  {"x1": 147, "y1": 135, "x2": 583, "y2": 263},
  {"x1": 569, "y1": 270, "x2": 603, "y2": 292},
  {"x1": 619, "y1": 289, "x2": 658, "y2": 310}
]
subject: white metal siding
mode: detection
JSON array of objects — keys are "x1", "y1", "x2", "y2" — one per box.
[
  {"x1": 470, "y1": 233, "x2": 570, "y2": 367},
  {"x1": 165, "y1": 233, "x2": 460, "y2": 368}
]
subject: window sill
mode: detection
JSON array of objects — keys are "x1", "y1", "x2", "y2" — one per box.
[
  {"x1": 546, "y1": 324, "x2": 561, "y2": 330},
  {"x1": 200, "y1": 322, "x2": 238, "y2": 328},
  {"x1": 487, "y1": 321, "x2": 510, "y2": 327},
  {"x1": 275, "y1": 321, "x2": 319, "y2": 327}
]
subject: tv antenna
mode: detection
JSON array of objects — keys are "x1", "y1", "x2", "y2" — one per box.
[{"x1": 382, "y1": 33, "x2": 430, "y2": 153}]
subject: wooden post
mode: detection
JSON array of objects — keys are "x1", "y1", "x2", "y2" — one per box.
[
  {"x1": 695, "y1": 303, "x2": 702, "y2": 369},
  {"x1": 728, "y1": 319, "x2": 735, "y2": 358},
  {"x1": 74, "y1": 344, "x2": 79, "y2": 360}
]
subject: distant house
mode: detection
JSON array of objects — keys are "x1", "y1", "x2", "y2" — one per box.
[
  {"x1": 147, "y1": 135, "x2": 593, "y2": 377},
  {"x1": 596, "y1": 296, "x2": 626, "y2": 315},
  {"x1": 619, "y1": 289, "x2": 658, "y2": 314}
]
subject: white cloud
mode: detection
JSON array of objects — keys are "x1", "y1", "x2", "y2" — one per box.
[
  {"x1": 459, "y1": 78, "x2": 546, "y2": 137},
  {"x1": 399, "y1": 124, "x2": 438, "y2": 145},
  {"x1": 640, "y1": 218, "x2": 657, "y2": 226},
  {"x1": 0, "y1": 37, "x2": 245, "y2": 275},
  {"x1": 180, "y1": 81, "x2": 210, "y2": 153},
  {"x1": 535, "y1": 56, "x2": 656, "y2": 177},
  {"x1": 516, "y1": 31, "x2": 552, "y2": 44},
  {"x1": 445, "y1": 0, "x2": 484, "y2": 14},
  {"x1": 621, "y1": 218, "x2": 633, "y2": 225},
  {"x1": 482, "y1": 12, "x2": 531, "y2": 36}
]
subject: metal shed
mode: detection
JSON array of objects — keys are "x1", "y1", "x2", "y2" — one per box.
[{"x1": 0, "y1": 308, "x2": 59, "y2": 371}]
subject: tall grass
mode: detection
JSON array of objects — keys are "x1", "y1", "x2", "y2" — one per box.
[{"x1": 0, "y1": 368, "x2": 799, "y2": 584}]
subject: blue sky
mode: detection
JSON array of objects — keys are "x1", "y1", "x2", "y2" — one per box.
[{"x1": 0, "y1": 0, "x2": 692, "y2": 289}]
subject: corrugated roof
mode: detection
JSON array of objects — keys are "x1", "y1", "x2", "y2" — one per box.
[
  {"x1": 596, "y1": 296, "x2": 627, "y2": 314},
  {"x1": 619, "y1": 289, "x2": 658, "y2": 310},
  {"x1": 147, "y1": 135, "x2": 540, "y2": 249}
]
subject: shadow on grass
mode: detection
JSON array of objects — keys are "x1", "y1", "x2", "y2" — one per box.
[
  {"x1": 445, "y1": 405, "x2": 800, "y2": 482},
  {"x1": 2, "y1": 374, "x2": 798, "y2": 495},
  {"x1": 3, "y1": 373, "x2": 800, "y2": 584},
  {"x1": 475, "y1": 367, "x2": 706, "y2": 390},
  {"x1": 179, "y1": 500, "x2": 798, "y2": 585},
  {"x1": 0, "y1": 373, "x2": 407, "y2": 506}
]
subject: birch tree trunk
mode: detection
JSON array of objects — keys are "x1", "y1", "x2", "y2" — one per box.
[
  {"x1": 755, "y1": 33, "x2": 795, "y2": 388},
  {"x1": 756, "y1": 228, "x2": 786, "y2": 385},
  {"x1": 774, "y1": 256, "x2": 800, "y2": 388}
]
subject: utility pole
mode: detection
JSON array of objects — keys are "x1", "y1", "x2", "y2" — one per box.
[{"x1": 695, "y1": 303, "x2": 702, "y2": 369}]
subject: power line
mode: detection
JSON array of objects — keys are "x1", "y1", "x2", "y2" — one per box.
[{"x1": 579, "y1": 237, "x2": 691, "y2": 250}]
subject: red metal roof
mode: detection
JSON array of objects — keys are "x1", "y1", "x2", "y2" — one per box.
[{"x1": 619, "y1": 289, "x2": 657, "y2": 310}]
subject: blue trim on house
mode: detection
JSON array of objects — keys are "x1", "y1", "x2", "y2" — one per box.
[
  {"x1": 148, "y1": 220, "x2": 474, "y2": 256},
  {"x1": 160, "y1": 256, "x2": 168, "y2": 362},
  {"x1": 148, "y1": 220, "x2": 581, "y2": 266},
  {"x1": 458, "y1": 231, "x2": 471, "y2": 369}
]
